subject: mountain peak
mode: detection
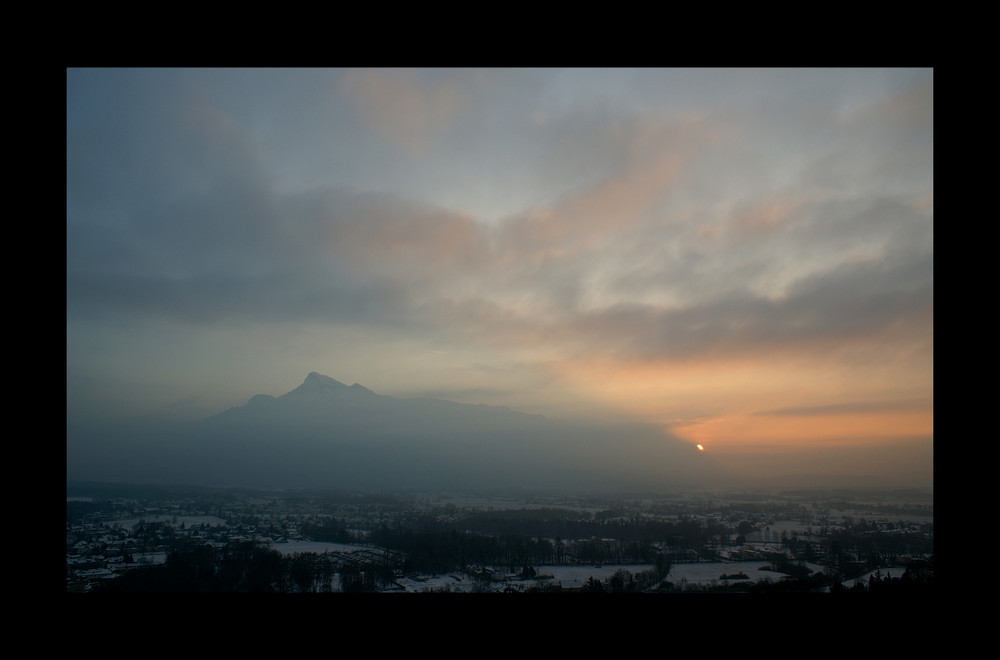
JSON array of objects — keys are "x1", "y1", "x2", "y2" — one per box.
[
  {"x1": 289, "y1": 372, "x2": 348, "y2": 394},
  {"x1": 286, "y1": 372, "x2": 378, "y2": 396},
  {"x1": 306, "y1": 371, "x2": 344, "y2": 385}
]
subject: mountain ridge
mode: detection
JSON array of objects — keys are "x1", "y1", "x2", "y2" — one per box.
[
  {"x1": 68, "y1": 372, "x2": 730, "y2": 494},
  {"x1": 285, "y1": 372, "x2": 374, "y2": 395},
  {"x1": 208, "y1": 372, "x2": 541, "y2": 424}
]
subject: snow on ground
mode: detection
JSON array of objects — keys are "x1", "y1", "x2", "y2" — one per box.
[
  {"x1": 390, "y1": 562, "x2": 835, "y2": 592},
  {"x1": 392, "y1": 574, "x2": 477, "y2": 592},
  {"x1": 666, "y1": 562, "x2": 776, "y2": 586},
  {"x1": 110, "y1": 515, "x2": 227, "y2": 531},
  {"x1": 663, "y1": 561, "x2": 828, "y2": 587},
  {"x1": 530, "y1": 564, "x2": 657, "y2": 589},
  {"x1": 131, "y1": 551, "x2": 169, "y2": 565},
  {"x1": 268, "y1": 540, "x2": 371, "y2": 555},
  {"x1": 389, "y1": 564, "x2": 660, "y2": 592}
]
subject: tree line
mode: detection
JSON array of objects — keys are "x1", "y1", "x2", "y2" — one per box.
[{"x1": 90, "y1": 539, "x2": 400, "y2": 593}]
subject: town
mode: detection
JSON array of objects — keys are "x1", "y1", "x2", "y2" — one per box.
[{"x1": 67, "y1": 482, "x2": 934, "y2": 593}]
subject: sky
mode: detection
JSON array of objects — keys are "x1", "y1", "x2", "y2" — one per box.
[{"x1": 67, "y1": 68, "x2": 933, "y2": 488}]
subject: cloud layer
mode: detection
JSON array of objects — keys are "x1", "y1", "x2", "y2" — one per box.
[{"x1": 67, "y1": 68, "x2": 933, "y2": 487}]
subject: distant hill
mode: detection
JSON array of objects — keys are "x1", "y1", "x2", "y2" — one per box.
[{"x1": 67, "y1": 372, "x2": 731, "y2": 494}]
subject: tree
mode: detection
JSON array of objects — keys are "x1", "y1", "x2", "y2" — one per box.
[
  {"x1": 290, "y1": 554, "x2": 317, "y2": 592},
  {"x1": 654, "y1": 554, "x2": 672, "y2": 580},
  {"x1": 609, "y1": 569, "x2": 636, "y2": 593}
]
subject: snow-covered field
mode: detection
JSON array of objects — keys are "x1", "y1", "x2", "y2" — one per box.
[
  {"x1": 261, "y1": 542, "x2": 908, "y2": 592},
  {"x1": 390, "y1": 562, "x2": 833, "y2": 591},
  {"x1": 391, "y1": 574, "x2": 478, "y2": 592},
  {"x1": 390, "y1": 564, "x2": 659, "y2": 592},
  {"x1": 664, "y1": 561, "x2": 808, "y2": 587},
  {"x1": 269, "y1": 540, "x2": 371, "y2": 556},
  {"x1": 531, "y1": 564, "x2": 657, "y2": 589}
]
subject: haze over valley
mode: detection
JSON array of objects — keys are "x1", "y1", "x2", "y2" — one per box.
[
  {"x1": 68, "y1": 372, "x2": 734, "y2": 493},
  {"x1": 67, "y1": 372, "x2": 929, "y2": 495}
]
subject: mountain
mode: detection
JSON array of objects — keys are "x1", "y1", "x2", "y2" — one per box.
[{"x1": 67, "y1": 373, "x2": 732, "y2": 494}]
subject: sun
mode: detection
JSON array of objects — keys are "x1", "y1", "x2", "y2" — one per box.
[{"x1": 696, "y1": 444, "x2": 705, "y2": 451}]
